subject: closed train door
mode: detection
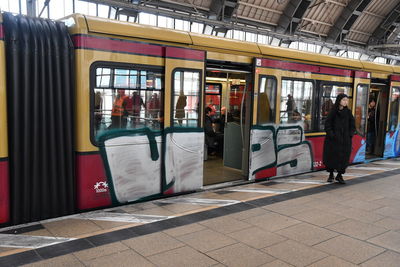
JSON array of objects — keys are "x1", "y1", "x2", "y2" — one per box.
[
  {"x1": 351, "y1": 71, "x2": 370, "y2": 163},
  {"x1": 249, "y1": 57, "x2": 314, "y2": 179},
  {"x1": 383, "y1": 75, "x2": 400, "y2": 158},
  {"x1": 248, "y1": 58, "x2": 278, "y2": 180},
  {"x1": 164, "y1": 47, "x2": 205, "y2": 194}
]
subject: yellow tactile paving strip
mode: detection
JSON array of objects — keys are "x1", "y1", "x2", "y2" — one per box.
[{"x1": 0, "y1": 158, "x2": 397, "y2": 258}]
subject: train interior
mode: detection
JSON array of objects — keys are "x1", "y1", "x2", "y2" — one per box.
[
  {"x1": 203, "y1": 63, "x2": 252, "y2": 185},
  {"x1": 367, "y1": 79, "x2": 389, "y2": 159}
]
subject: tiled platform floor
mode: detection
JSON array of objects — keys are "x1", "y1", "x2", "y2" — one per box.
[{"x1": 1, "y1": 159, "x2": 400, "y2": 266}]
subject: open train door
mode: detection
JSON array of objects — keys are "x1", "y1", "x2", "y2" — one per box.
[
  {"x1": 163, "y1": 47, "x2": 206, "y2": 194},
  {"x1": 370, "y1": 80, "x2": 389, "y2": 157},
  {"x1": 383, "y1": 75, "x2": 400, "y2": 158},
  {"x1": 248, "y1": 58, "x2": 278, "y2": 180},
  {"x1": 351, "y1": 71, "x2": 370, "y2": 163}
]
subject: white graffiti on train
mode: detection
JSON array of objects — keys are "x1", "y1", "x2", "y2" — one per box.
[
  {"x1": 104, "y1": 135, "x2": 162, "y2": 203},
  {"x1": 101, "y1": 130, "x2": 204, "y2": 204},
  {"x1": 165, "y1": 132, "x2": 204, "y2": 193},
  {"x1": 249, "y1": 124, "x2": 313, "y2": 179}
]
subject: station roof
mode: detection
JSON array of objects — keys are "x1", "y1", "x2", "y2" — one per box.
[{"x1": 84, "y1": 0, "x2": 400, "y2": 62}]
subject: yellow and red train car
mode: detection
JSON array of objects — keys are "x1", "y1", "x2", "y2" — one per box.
[
  {"x1": 1, "y1": 12, "x2": 400, "y2": 225},
  {"x1": 0, "y1": 14, "x2": 9, "y2": 224}
]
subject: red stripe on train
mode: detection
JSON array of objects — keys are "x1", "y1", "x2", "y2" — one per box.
[
  {"x1": 260, "y1": 58, "x2": 354, "y2": 77},
  {"x1": 261, "y1": 58, "x2": 319, "y2": 73},
  {"x1": 72, "y1": 35, "x2": 164, "y2": 57},
  {"x1": 319, "y1": 66, "x2": 353, "y2": 77},
  {"x1": 73, "y1": 35, "x2": 205, "y2": 61},
  {"x1": 355, "y1": 71, "x2": 370, "y2": 79},
  {"x1": 0, "y1": 24, "x2": 4, "y2": 40},
  {"x1": 166, "y1": 47, "x2": 205, "y2": 61},
  {"x1": 0, "y1": 160, "x2": 9, "y2": 224}
]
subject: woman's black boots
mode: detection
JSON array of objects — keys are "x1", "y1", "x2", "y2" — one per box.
[
  {"x1": 327, "y1": 172, "x2": 334, "y2": 183},
  {"x1": 336, "y1": 173, "x2": 346, "y2": 184}
]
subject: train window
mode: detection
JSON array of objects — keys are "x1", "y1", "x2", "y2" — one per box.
[
  {"x1": 355, "y1": 84, "x2": 369, "y2": 136},
  {"x1": 319, "y1": 84, "x2": 352, "y2": 131},
  {"x1": 281, "y1": 79, "x2": 314, "y2": 131},
  {"x1": 257, "y1": 76, "x2": 276, "y2": 124},
  {"x1": 389, "y1": 87, "x2": 400, "y2": 131},
  {"x1": 92, "y1": 66, "x2": 164, "y2": 141},
  {"x1": 96, "y1": 68, "x2": 112, "y2": 87},
  {"x1": 172, "y1": 70, "x2": 201, "y2": 127}
]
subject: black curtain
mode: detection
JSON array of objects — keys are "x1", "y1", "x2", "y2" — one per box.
[{"x1": 3, "y1": 13, "x2": 75, "y2": 225}]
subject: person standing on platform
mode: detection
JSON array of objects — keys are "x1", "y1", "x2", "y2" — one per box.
[
  {"x1": 147, "y1": 92, "x2": 161, "y2": 122},
  {"x1": 323, "y1": 93, "x2": 355, "y2": 184},
  {"x1": 94, "y1": 91, "x2": 103, "y2": 131},
  {"x1": 110, "y1": 89, "x2": 128, "y2": 129},
  {"x1": 126, "y1": 91, "x2": 144, "y2": 128},
  {"x1": 175, "y1": 91, "x2": 187, "y2": 126},
  {"x1": 286, "y1": 94, "x2": 295, "y2": 122}
]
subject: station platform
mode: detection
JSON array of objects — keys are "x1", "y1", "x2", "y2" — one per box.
[{"x1": 1, "y1": 159, "x2": 400, "y2": 266}]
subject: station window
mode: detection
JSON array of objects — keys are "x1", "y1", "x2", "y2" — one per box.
[
  {"x1": 355, "y1": 84, "x2": 369, "y2": 136},
  {"x1": 92, "y1": 66, "x2": 164, "y2": 140},
  {"x1": 281, "y1": 79, "x2": 314, "y2": 132},
  {"x1": 172, "y1": 70, "x2": 201, "y2": 127},
  {"x1": 319, "y1": 84, "x2": 352, "y2": 131},
  {"x1": 389, "y1": 86, "x2": 400, "y2": 131},
  {"x1": 257, "y1": 76, "x2": 276, "y2": 124}
]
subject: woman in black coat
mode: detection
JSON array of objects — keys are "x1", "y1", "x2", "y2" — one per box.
[{"x1": 323, "y1": 93, "x2": 356, "y2": 184}]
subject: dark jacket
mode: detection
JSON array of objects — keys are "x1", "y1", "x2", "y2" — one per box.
[
  {"x1": 205, "y1": 115, "x2": 216, "y2": 148},
  {"x1": 323, "y1": 94, "x2": 356, "y2": 173},
  {"x1": 368, "y1": 107, "x2": 376, "y2": 133}
]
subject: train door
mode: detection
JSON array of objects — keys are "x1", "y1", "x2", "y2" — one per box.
[
  {"x1": 352, "y1": 71, "x2": 370, "y2": 162},
  {"x1": 369, "y1": 80, "x2": 389, "y2": 158},
  {"x1": 203, "y1": 65, "x2": 252, "y2": 185},
  {"x1": 164, "y1": 47, "x2": 206, "y2": 194},
  {"x1": 383, "y1": 76, "x2": 400, "y2": 158},
  {"x1": 248, "y1": 58, "x2": 278, "y2": 180}
]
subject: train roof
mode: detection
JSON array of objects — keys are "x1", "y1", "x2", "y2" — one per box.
[{"x1": 21, "y1": 13, "x2": 400, "y2": 75}]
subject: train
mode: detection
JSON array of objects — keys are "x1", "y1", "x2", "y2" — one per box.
[{"x1": 1, "y1": 12, "x2": 400, "y2": 225}]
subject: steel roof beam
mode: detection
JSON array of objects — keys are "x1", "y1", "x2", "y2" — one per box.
[
  {"x1": 276, "y1": 0, "x2": 312, "y2": 34},
  {"x1": 210, "y1": 0, "x2": 238, "y2": 21},
  {"x1": 368, "y1": 2, "x2": 400, "y2": 45},
  {"x1": 209, "y1": 0, "x2": 225, "y2": 19},
  {"x1": 326, "y1": 0, "x2": 371, "y2": 43},
  {"x1": 238, "y1": 1, "x2": 282, "y2": 15},
  {"x1": 387, "y1": 24, "x2": 400, "y2": 44}
]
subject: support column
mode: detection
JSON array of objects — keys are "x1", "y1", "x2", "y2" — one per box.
[{"x1": 26, "y1": 0, "x2": 36, "y2": 17}]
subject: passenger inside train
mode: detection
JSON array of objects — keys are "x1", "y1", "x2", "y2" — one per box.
[{"x1": 367, "y1": 98, "x2": 376, "y2": 154}]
